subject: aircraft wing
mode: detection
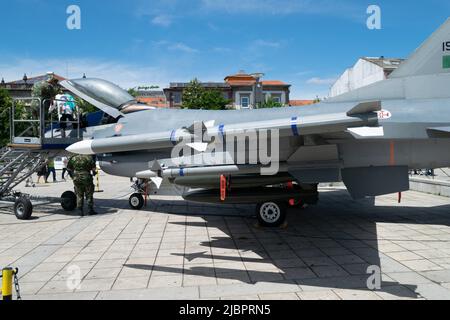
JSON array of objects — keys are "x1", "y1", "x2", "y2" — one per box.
[{"x1": 67, "y1": 101, "x2": 381, "y2": 155}]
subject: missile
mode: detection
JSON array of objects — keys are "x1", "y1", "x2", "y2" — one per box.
[
  {"x1": 183, "y1": 187, "x2": 319, "y2": 204},
  {"x1": 66, "y1": 112, "x2": 377, "y2": 155},
  {"x1": 135, "y1": 164, "x2": 290, "y2": 179},
  {"x1": 173, "y1": 173, "x2": 293, "y2": 189}
]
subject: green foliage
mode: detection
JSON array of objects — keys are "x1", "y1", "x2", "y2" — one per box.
[
  {"x1": 0, "y1": 89, "x2": 26, "y2": 146},
  {"x1": 31, "y1": 81, "x2": 59, "y2": 101},
  {"x1": 182, "y1": 79, "x2": 230, "y2": 110},
  {"x1": 128, "y1": 85, "x2": 160, "y2": 98},
  {"x1": 0, "y1": 88, "x2": 12, "y2": 146},
  {"x1": 75, "y1": 97, "x2": 96, "y2": 114},
  {"x1": 257, "y1": 98, "x2": 284, "y2": 109},
  {"x1": 127, "y1": 88, "x2": 138, "y2": 98}
]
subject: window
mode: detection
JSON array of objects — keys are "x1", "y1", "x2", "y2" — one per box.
[
  {"x1": 173, "y1": 92, "x2": 182, "y2": 104},
  {"x1": 272, "y1": 96, "x2": 281, "y2": 104},
  {"x1": 241, "y1": 96, "x2": 250, "y2": 108}
]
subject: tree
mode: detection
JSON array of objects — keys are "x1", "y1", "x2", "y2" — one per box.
[
  {"x1": 0, "y1": 89, "x2": 25, "y2": 147},
  {"x1": 31, "y1": 81, "x2": 59, "y2": 102},
  {"x1": 182, "y1": 79, "x2": 230, "y2": 110},
  {"x1": 0, "y1": 88, "x2": 12, "y2": 146},
  {"x1": 127, "y1": 88, "x2": 138, "y2": 98},
  {"x1": 128, "y1": 85, "x2": 160, "y2": 98},
  {"x1": 257, "y1": 98, "x2": 283, "y2": 109}
]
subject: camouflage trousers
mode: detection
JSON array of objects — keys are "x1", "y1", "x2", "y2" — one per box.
[{"x1": 74, "y1": 180, "x2": 95, "y2": 210}]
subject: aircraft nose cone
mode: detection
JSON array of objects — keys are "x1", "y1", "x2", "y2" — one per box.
[{"x1": 66, "y1": 140, "x2": 94, "y2": 155}]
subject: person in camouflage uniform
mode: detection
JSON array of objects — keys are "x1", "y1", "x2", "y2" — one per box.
[{"x1": 67, "y1": 154, "x2": 98, "y2": 216}]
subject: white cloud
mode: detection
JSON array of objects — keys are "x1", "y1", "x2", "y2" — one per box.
[
  {"x1": 199, "y1": 0, "x2": 359, "y2": 17},
  {"x1": 306, "y1": 77, "x2": 337, "y2": 85},
  {"x1": 0, "y1": 58, "x2": 176, "y2": 90},
  {"x1": 167, "y1": 43, "x2": 199, "y2": 53},
  {"x1": 212, "y1": 47, "x2": 232, "y2": 53},
  {"x1": 151, "y1": 14, "x2": 173, "y2": 27},
  {"x1": 252, "y1": 40, "x2": 281, "y2": 48}
]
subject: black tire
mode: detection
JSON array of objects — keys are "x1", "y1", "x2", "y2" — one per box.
[
  {"x1": 14, "y1": 198, "x2": 33, "y2": 220},
  {"x1": 61, "y1": 191, "x2": 77, "y2": 212},
  {"x1": 256, "y1": 201, "x2": 287, "y2": 227},
  {"x1": 129, "y1": 193, "x2": 144, "y2": 210}
]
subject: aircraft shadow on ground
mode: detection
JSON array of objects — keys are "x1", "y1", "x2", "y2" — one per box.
[{"x1": 121, "y1": 188, "x2": 450, "y2": 298}]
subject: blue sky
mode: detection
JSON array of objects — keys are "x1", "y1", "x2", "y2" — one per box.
[{"x1": 1, "y1": 0, "x2": 450, "y2": 98}]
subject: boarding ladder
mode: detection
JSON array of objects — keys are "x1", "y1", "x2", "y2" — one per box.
[
  {"x1": 0, "y1": 97, "x2": 84, "y2": 198},
  {"x1": 0, "y1": 147, "x2": 48, "y2": 197}
]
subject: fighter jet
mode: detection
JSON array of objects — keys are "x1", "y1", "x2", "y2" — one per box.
[{"x1": 64, "y1": 18, "x2": 450, "y2": 227}]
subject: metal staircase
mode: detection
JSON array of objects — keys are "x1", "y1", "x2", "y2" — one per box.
[{"x1": 0, "y1": 147, "x2": 48, "y2": 197}]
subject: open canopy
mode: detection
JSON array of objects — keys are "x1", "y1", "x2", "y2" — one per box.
[{"x1": 59, "y1": 78, "x2": 135, "y2": 118}]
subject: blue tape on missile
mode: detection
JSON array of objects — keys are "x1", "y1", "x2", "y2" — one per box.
[
  {"x1": 170, "y1": 130, "x2": 176, "y2": 145},
  {"x1": 218, "y1": 124, "x2": 225, "y2": 136},
  {"x1": 291, "y1": 117, "x2": 299, "y2": 136},
  {"x1": 179, "y1": 168, "x2": 185, "y2": 177}
]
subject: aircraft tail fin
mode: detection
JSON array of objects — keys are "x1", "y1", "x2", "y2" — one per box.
[{"x1": 390, "y1": 18, "x2": 450, "y2": 78}]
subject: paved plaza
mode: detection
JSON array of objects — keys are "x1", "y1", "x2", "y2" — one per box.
[{"x1": 1, "y1": 172, "x2": 450, "y2": 300}]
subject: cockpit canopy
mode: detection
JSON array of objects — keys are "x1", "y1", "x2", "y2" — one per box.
[{"x1": 60, "y1": 78, "x2": 138, "y2": 118}]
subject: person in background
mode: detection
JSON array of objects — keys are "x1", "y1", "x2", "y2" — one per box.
[
  {"x1": 51, "y1": 93, "x2": 77, "y2": 138},
  {"x1": 45, "y1": 157, "x2": 57, "y2": 183},
  {"x1": 36, "y1": 163, "x2": 47, "y2": 184},
  {"x1": 61, "y1": 157, "x2": 73, "y2": 181}
]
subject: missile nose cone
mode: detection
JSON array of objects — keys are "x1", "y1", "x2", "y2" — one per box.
[{"x1": 66, "y1": 140, "x2": 94, "y2": 155}]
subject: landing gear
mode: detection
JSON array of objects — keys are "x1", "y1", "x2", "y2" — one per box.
[
  {"x1": 14, "y1": 197, "x2": 33, "y2": 220},
  {"x1": 129, "y1": 193, "x2": 144, "y2": 210},
  {"x1": 256, "y1": 201, "x2": 287, "y2": 227},
  {"x1": 61, "y1": 191, "x2": 77, "y2": 212}
]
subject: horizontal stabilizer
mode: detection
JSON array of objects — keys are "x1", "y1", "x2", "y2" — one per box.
[{"x1": 347, "y1": 101, "x2": 381, "y2": 116}]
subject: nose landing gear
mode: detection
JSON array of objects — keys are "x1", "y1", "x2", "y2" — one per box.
[{"x1": 129, "y1": 193, "x2": 145, "y2": 210}]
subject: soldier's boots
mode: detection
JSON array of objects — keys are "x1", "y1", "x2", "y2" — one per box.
[{"x1": 79, "y1": 208, "x2": 85, "y2": 217}]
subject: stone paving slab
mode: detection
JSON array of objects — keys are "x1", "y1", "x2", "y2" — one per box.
[{"x1": 0, "y1": 173, "x2": 450, "y2": 300}]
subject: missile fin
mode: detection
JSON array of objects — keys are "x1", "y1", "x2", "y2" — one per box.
[
  {"x1": 186, "y1": 142, "x2": 209, "y2": 152},
  {"x1": 150, "y1": 177, "x2": 163, "y2": 189}
]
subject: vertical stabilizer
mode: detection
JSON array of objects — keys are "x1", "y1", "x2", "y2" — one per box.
[{"x1": 390, "y1": 18, "x2": 450, "y2": 78}]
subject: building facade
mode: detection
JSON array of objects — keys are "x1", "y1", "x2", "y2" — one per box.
[
  {"x1": 329, "y1": 57, "x2": 404, "y2": 98},
  {"x1": 135, "y1": 90, "x2": 169, "y2": 108},
  {"x1": 0, "y1": 73, "x2": 66, "y2": 99},
  {"x1": 164, "y1": 72, "x2": 291, "y2": 109}
]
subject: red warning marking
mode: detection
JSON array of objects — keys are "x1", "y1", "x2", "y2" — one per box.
[
  {"x1": 389, "y1": 141, "x2": 396, "y2": 166},
  {"x1": 377, "y1": 110, "x2": 392, "y2": 120},
  {"x1": 287, "y1": 181, "x2": 295, "y2": 206},
  {"x1": 220, "y1": 175, "x2": 227, "y2": 202}
]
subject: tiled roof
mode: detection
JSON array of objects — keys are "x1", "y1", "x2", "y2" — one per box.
[
  {"x1": 137, "y1": 96, "x2": 169, "y2": 108},
  {"x1": 289, "y1": 100, "x2": 315, "y2": 106},
  {"x1": 226, "y1": 80, "x2": 256, "y2": 86},
  {"x1": 6, "y1": 73, "x2": 66, "y2": 85},
  {"x1": 261, "y1": 80, "x2": 288, "y2": 86}
]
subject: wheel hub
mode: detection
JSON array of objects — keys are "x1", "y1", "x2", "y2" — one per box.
[
  {"x1": 16, "y1": 204, "x2": 24, "y2": 215},
  {"x1": 131, "y1": 197, "x2": 140, "y2": 207},
  {"x1": 260, "y1": 202, "x2": 281, "y2": 223}
]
